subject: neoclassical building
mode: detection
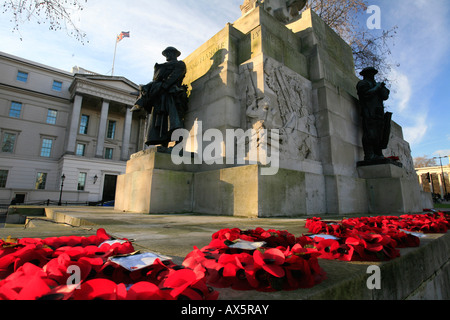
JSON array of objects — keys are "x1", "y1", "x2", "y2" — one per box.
[
  {"x1": 0, "y1": 52, "x2": 146, "y2": 205},
  {"x1": 416, "y1": 164, "x2": 450, "y2": 198}
]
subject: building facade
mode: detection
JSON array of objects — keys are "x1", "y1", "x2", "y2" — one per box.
[
  {"x1": 416, "y1": 163, "x2": 450, "y2": 199},
  {"x1": 0, "y1": 52, "x2": 145, "y2": 205}
]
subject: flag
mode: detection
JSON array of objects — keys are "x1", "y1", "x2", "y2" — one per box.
[{"x1": 117, "y1": 31, "x2": 130, "y2": 42}]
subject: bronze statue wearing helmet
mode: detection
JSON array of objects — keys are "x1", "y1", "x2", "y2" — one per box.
[
  {"x1": 357, "y1": 67, "x2": 392, "y2": 162},
  {"x1": 132, "y1": 47, "x2": 188, "y2": 149}
]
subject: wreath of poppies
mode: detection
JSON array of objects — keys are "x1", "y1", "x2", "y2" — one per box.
[
  {"x1": 304, "y1": 210, "x2": 450, "y2": 262},
  {"x1": 182, "y1": 227, "x2": 327, "y2": 292},
  {"x1": 0, "y1": 229, "x2": 218, "y2": 300},
  {"x1": 0, "y1": 210, "x2": 448, "y2": 300}
]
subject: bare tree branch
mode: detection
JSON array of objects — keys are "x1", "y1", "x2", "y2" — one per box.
[
  {"x1": 414, "y1": 156, "x2": 438, "y2": 168},
  {"x1": 2, "y1": 0, "x2": 88, "y2": 43},
  {"x1": 305, "y1": 0, "x2": 398, "y2": 81}
]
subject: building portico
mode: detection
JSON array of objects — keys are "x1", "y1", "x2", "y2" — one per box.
[{"x1": 416, "y1": 164, "x2": 450, "y2": 199}]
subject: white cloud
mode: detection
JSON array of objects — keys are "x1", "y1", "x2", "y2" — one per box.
[
  {"x1": 389, "y1": 70, "x2": 411, "y2": 113},
  {"x1": 381, "y1": 0, "x2": 450, "y2": 149},
  {"x1": 71, "y1": 0, "x2": 243, "y2": 83},
  {"x1": 402, "y1": 116, "x2": 428, "y2": 146},
  {"x1": 384, "y1": 1, "x2": 450, "y2": 82},
  {"x1": 433, "y1": 150, "x2": 450, "y2": 157},
  {"x1": 0, "y1": 0, "x2": 243, "y2": 84}
]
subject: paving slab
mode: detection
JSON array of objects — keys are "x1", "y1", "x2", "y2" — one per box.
[{"x1": 1, "y1": 207, "x2": 449, "y2": 300}]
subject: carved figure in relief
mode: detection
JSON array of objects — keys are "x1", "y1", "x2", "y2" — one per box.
[{"x1": 240, "y1": 59, "x2": 318, "y2": 162}]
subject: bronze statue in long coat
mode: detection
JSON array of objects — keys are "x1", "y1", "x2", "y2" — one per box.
[
  {"x1": 132, "y1": 47, "x2": 188, "y2": 147},
  {"x1": 357, "y1": 67, "x2": 391, "y2": 162}
]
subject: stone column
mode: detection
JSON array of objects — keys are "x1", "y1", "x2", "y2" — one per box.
[
  {"x1": 66, "y1": 94, "x2": 83, "y2": 154},
  {"x1": 95, "y1": 100, "x2": 110, "y2": 158},
  {"x1": 121, "y1": 106, "x2": 133, "y2": 161},
  {"x1": 438, "y1": 173, "x2": 444, "y2": 197},
  {"x1": 417, "y1": 174, "x2": 423, "y2": 191}
]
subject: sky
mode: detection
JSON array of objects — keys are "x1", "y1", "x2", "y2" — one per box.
[{"x1": 1, "y1": 0, "x2": 449, "y2": 165}]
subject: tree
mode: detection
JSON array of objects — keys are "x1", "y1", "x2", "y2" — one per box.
[
  {"x1": 305, "y1": 0, "x2": 398, "y2": 81},
  {"x1": 414, "y1": 156, "x2": 437, "y2": 169},
  {"x1": 1, "y1": 0, "x2": 87, "y2": 42}
]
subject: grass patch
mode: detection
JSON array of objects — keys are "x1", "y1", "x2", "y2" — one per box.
[{"x1": 434, "y1": 203, "x2": 450, "y2": 209}]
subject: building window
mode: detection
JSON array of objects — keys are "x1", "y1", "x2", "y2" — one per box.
[
  {"x1": 78, "y1": 172, "x2": 87, "y2": 191},
  {"x1": 107, "y1": 121, "x2": 116, "y2": 139},
  {"x1": 46, "y1": 109, "x2": 58, "y2": 124},
  {"x1": 40, "y1": 139, "x2": 53, "y2": 157},
  {"x1": 17, "y1": 71, "x2": 28, "y2": 83},
  {"x1": 52, "y1": 80, "x2": 63, "y2": 92},
  {"x1": 105, "y1": 148, "x2": 114, "y2": 160},
  {"x1": 76, "y1": 143, "x2": 86, "y2": 157},
  {"x1": 9, "y1": 102, "x2": 22, "y2": 118},
  {"x1": 0, "y1": 170, "x2": 8, "y2": 188},
  {"x1": 79, "y1": 115, "x2": 89, "y2": 135},
  {"x1": 35, "y1": 172, "x2": 47, "y2": 190},
  {"x1": 1, "y1": 133, "x2": 16, "y2": 153}
]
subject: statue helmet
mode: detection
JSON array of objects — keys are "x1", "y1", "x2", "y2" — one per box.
[
  {"x1": 162, "y1": 46, "x2": 181, "y2": 58},
  {"x1": 360, "y1": 67, "x2": 378, "y2": 77}
]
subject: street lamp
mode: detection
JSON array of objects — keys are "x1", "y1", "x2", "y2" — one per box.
[
  {"x1": 58, "y1": 174, "x2": 66, "y2": 206},
  {"x1": 433, "y1": 155, "x2": 449, "y2": 199}
]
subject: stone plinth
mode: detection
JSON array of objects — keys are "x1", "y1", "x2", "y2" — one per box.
[
  {"x1": 116, "y1": 148, "x2": 326, "y2": 217},
  {"x1": 357, "y1": 162, "x2": 404, "y2": 179},
  {"x1": 357, "y1": 163, "x2": 425, "y2": 214},
  {"x1": 115, "y1": 149, "x2": 194, "y2": 214}
]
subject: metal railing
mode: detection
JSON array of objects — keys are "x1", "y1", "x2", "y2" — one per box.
[{"x1": 0, "y1": 200, "x2": 110, "y2": 208}]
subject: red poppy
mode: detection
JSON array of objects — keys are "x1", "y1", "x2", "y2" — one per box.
[
  {"x1": 253, "y1": 248, "x2": 285, "y2": 278},
  {"x1": 72, "y1": 279, "x2": 123, "y2": 300},
  {"x1": 212, "y1": 228, "x2": 243, "y2": 242},
  {"x1": 232, "y1": 253, "x2": 258, "y2": 290},
  {"x1": 126, "y1": 281, "x2": 162, "y2": 300},
  {"x1": 0, "y1": 263, "x2": 51, "y2": 300},
  {"x1": 200, "y1": 239, "x2": 229, "y2": 253},
  {"x1": 43, "y1": 253, "x2": 92, "y2": 286},
  {"x1": 99, "y1": 241, "x2": 135, "y2": 256},
  {"x1": 218, "y1": 254, "x2": 240, "y2": 278},
  {"x1": 17, "y1": 238, "x2": 43, "y2": 247},
  {"x1": 13, "y1": 245, "x2": 52, "y2": 272},
  {"x1": 162, "y1": 269, "x2": 200, "y2": 299}
]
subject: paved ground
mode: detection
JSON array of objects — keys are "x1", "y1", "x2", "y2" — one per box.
[{"x1": 1, "y1": 206, "x2": 448, "y2": 300}]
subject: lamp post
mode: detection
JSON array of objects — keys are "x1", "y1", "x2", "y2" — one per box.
[
  {"x1": 58, "y1": 174, "x2": 66, "y2": 206},
  {"x1": 433, "y1": 156, "x2": 449, "y2": 199}
]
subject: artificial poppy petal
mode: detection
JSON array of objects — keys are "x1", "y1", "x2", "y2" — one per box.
[
  {"x1": 72, "y1": 279, "x2": 119, "y2": 300},
  {"x1": 126, "y1": 282, "x2": 161, "y2": 300}
]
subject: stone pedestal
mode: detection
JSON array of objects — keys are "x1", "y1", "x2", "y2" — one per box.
[
  {"x1": 357, "y1": 163, "x2": 427, "y2": 214},
  {"x1": 115, "y1": 147, "x2": 325, "y2": 217},
  {"x1": 115, "y1": 149, "x2": 194, "y2": 214}
]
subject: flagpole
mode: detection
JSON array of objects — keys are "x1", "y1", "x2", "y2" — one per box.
[{"x1": 112, "y1": 36, "x2": 118, "y2": 76}]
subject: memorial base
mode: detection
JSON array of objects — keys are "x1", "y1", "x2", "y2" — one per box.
[
  {"x1": 357, "y1": 163, "x2": 430, "y2": 214},
  {"x1": 115, "y1": 148, "x2": 325, "y2": 217}
]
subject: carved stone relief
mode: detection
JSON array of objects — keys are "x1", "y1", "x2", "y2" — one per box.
[
  {"x1": 386, "y1": 135, "x2": 416, "y2": 177},
  {"x1": 240, "y1": 58, "x2": 319, "y2": 162}
]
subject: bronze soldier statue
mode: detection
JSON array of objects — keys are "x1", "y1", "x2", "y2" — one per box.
[
  {"x1": 357, "y1": 67, "x2": 392, "y2": 162},
  {"x1": 132, "y1": 47, "x2": 188, "y2": 149}
]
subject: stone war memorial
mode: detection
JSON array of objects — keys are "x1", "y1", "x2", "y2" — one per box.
[{"x1": 115, "y1": 1, "x2": 433, "y2": 217}]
